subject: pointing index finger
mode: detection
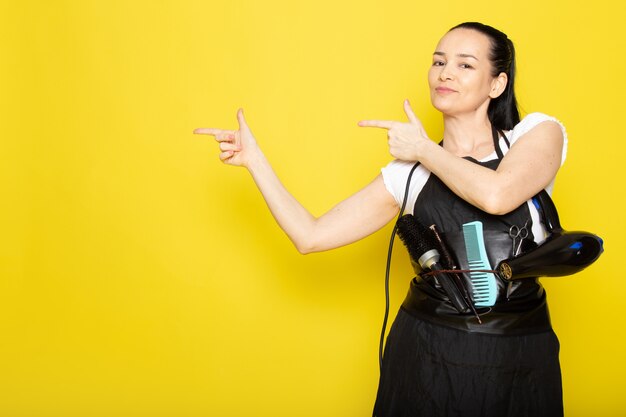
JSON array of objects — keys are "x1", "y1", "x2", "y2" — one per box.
[
  {"x1": 357, "y1": 120, "x2": 395, "y2": 130},
  {"x1": 193, "y1": 128, "x2": 223, "y2": 135}
]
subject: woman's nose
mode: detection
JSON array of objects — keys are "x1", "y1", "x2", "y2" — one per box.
[{"x1": 439, "y1": 65, "x2": 453, "y2": 81}]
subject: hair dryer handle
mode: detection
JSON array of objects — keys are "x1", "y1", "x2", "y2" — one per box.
[{"x1": 532, "y1": 190, "x2": 563, "y2": 233}]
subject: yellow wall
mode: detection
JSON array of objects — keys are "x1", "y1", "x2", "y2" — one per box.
[{"x1": 1, "y1": 1, "x2": 624, "y2": 416}]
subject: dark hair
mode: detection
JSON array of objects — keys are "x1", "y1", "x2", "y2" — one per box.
[{"x1": 450, "y1": 22, "x2": 520, "y2": 131}]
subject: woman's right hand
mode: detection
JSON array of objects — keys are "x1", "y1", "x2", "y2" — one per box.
[{"x1": 194, "y1": 108, "x2": 260, "y2": 168}]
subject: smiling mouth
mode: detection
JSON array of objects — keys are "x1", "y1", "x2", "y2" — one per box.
[{"x1": 435, "y1": 87, "x2": 457, "y2": 93}]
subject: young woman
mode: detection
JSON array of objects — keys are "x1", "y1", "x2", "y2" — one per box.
[{"x1": 195, "y1": 22, "x2": 566, "y2": 417}]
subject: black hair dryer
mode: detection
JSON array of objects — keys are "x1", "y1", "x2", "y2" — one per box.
[{"x1": 497, "y1": 191, "x2": 604, "y2": 281}]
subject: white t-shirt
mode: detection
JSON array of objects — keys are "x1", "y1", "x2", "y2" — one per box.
[{"x1": 380, "y1": 112, "x2": 568, "y2": 243}]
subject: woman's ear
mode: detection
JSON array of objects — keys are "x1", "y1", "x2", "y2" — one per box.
[{"x1": 489, "y1": 72, "x2": 508, "y2": 99}]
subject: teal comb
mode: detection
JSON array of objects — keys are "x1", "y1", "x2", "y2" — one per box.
[{"x1": 462, "y1": 221, "x2": 498, "y2": 307}]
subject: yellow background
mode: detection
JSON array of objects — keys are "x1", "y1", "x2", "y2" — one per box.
[{"x1": 1, "y1": 1, "x2": 624, "y2": 416}]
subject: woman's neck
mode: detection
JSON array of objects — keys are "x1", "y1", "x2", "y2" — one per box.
[{"x1": 442, "y1": 113, "x2": 495, "y2": 159}]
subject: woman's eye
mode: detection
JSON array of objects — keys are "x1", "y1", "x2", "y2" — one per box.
[
  {"x1": 432, "y1": 61, "x2": 445, "y2": 66},
  {"x1": 460, "y1": 63, "x2": 473, "y2": 69}
]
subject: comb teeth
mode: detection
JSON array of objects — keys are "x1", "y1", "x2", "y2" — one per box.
[{"x1": 462, "y1": 221, "x2": 498, "y2": 307}]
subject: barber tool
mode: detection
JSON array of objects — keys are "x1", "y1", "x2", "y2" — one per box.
[
  {"x1": 497, "y1": 190, "x2": 604, "y2": 281},
  {"x1": 505, "y1": 220, "x2": 529, "y2": 299},
  {"x1": 396, "y1": 214, "x2": 471, "y2": 314},
  {"x1": 509, "y1": 220, "x2": 529, "y2": 256},
  {"x1": 429, "y1": 224, "x2": 457, "y2": 269},
  {"x1": 498, "y1": 232, "x2": 603, "y2": 280},
  {"x1": 462, "y1": 221, "x2": 498, "y2": 307},
  {"x1": 429, "y1": 224, "x2": 481, "y2": 322}
]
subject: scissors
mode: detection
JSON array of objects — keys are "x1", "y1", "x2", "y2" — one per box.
[{"x1": 509, "y1": 220, "x2": 529, "y2": 256}]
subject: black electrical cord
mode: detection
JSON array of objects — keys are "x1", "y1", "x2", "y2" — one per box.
[
  {"x1": 378, "y1": 161, "x2": 421, "y2": 371},
  {"x1": 373, "y1": 161, "x2": 421, "y2": 417}
]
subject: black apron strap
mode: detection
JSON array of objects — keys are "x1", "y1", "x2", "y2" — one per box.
[{"x1": 492, "y1": 126, "x2": 510, "y2": 160}]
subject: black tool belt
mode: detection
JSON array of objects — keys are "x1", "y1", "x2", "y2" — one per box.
[{"x1": 401, "y1": 229, "x2": 553, "y2": 335}]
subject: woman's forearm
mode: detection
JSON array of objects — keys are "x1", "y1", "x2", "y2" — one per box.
[
  {"x1": 416, "y1": 142, "x2": 508, "y2": 213},
  {"x1": 196, "y1": 109, "x2": 399, "y2": 254},
  {"x1": 246, "y1": 151, "x2": 318, "y2": 253},
  {"x1": 415, "y1": 121, "x2": 563, "y2": 215},
  {"x1": 246, "y1": 153, "x2": 400, "y2": 254},
  {"x1": 359, "y1": 102, "x2": 564, "y2": 215}
]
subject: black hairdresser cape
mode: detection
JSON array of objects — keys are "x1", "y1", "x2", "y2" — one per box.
[{"x1": 373, "y1": 133, "x2": 563, "y2": 417}]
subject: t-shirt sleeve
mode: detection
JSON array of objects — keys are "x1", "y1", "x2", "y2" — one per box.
[
  {"x1": 380, "y1": 160, "x2": 430, "y2": 215},
  {"x1": 509, "y1": 112, "x2": 568, "y2": 166}
]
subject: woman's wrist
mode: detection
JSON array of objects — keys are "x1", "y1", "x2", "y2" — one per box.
[
  {"x1": 413, "y1": 138, "x2": 436, "y2": 161},
  {"x1": 245, "y1": 146, "x2": 267, "y2": 173}
]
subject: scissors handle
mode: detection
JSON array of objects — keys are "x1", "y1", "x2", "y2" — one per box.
[{"x1": 510, "y1": 221, "x2": 530, "y2": 256}]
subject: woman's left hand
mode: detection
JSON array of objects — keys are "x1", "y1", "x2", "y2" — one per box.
[{"x1": 358, "y1": 99, "x2": 431, "y2": 161}]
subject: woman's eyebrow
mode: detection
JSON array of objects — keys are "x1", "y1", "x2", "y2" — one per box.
[
  {"x1": 433, "y1": 51, "x2": 479, "y2": 60},
  {"x1": 459, "y1": 53, "x2": 479, "y2": 60}
]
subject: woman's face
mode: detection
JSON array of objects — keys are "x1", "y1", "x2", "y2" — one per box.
[{"x1": 428, "y1": 28, "x2": 505, "y2": 117}]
